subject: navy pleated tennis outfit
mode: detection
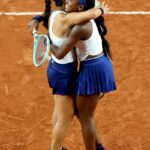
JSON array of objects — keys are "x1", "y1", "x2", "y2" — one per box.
[
  {"x1": 76, "y1": 55, "x2": 116, "y2": 95},
  {"x1": 47, "y1": 11, "x2": 77, "y2": 95},
  {"x1": 75, "y1": 20, "x2": 116, "y2": 96}
]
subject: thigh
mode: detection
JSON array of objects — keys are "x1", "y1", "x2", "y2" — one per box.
[
  {"x1": 77, "y1": 94, "x2": 99, "y2": 117},
  {"x1": 54, "y1": 95, "x2": 75, "y2": 121}
]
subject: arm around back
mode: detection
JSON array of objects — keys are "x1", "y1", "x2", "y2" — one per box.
[{"x1": 51, "y1": 25, "x2": 84, "y2": 59}]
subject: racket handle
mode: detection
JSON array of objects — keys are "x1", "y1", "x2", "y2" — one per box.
[{"x1": 32, "y1": 28, "x2": 37, "y2": 35}]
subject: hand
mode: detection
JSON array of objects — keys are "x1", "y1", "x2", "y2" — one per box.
[
  {"x1": 28, "y1": 19, "x2": 39, "y2": 34},
  {"x1": 51, "y1": 44, "x2": 58, "y2": 52},
  {"x1": 95, "y1": 1, "x2": 110, "y2": 14}
]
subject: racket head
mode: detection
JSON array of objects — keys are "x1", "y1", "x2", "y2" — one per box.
[{"x1": 33, "y1": 34, "x2": 50, "y2": 67}]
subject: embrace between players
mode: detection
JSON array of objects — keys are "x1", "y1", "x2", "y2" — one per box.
[{"x1": 28, "y1": 0, "x2": 116, "y2": 150}]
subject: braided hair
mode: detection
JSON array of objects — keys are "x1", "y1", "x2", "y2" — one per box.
[
  {"x1": 43, "y1": 0, "x2": 51, "y2": 28},
  {"x1": 43, "y1": 0, "x2": 63, "y2": 29},
  {"x1": 94, "y1": 16, "x2": 112, "y2": 59},
  {"x1": 80, "y1": 0, "x2": 112, "y2": 59}
]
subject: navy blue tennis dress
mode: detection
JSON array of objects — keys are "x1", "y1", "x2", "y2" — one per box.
[
  {"x1": 47, "y1": 11, "x2": 77, "y2": 95},
  {"x1": 75, "y1": 20, "x2": 116, "y2": 95}
]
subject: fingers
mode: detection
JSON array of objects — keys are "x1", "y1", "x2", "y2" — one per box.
[
  {"x1": 95, "y1": 1, "x2": 110, "y2": 14},
  {"x1": 101, "y1": 2, "x2": 110, "y2": 14},
  {"x1": 101, "y1": 2, "x2": 108, "y2": 9}
]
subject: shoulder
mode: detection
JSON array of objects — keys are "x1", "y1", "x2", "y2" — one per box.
[
  {"x1": 56, "y1": 12, "x2": 66, "y2": 19},
  {"x1": 51, "y1": 11, "x2": 66, "y2": 20}
]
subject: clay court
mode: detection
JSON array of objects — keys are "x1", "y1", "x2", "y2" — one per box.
[{"x1": 0, "y1": 0, "x2": 150, "y2": 150}]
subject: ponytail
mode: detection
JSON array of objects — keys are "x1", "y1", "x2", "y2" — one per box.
[
  {"x1": 43, "y1": 0, "x2": 51, "y2": 29},
  {"x1": 94, "y1": 16, "x2": 112, "y2": 59},
  {"x1": 43, "y1": 0, "x2": 63, "y2": 28}
]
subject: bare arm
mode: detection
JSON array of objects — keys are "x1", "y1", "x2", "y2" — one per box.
[
  {"x1": 51, "y1": 25, "x2": 84, "y2": 59},
  {"x1": 62, "y1": 2, "x2": 109, "y2": 26},
  {"x1": 63, "y1": 8, "x2": 102, "y2": 26}
]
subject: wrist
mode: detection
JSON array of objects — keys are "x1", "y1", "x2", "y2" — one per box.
[
  {"x1": 99, "y1": 8, "x2": 104, "y2": 15},
  {"x1": 32, "y1": 15, "x2": 44, "y2": 23}
]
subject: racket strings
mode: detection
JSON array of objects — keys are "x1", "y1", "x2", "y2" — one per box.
[
  {"x1": 36, "y1": 36, "x2": 48, "y2": 63},
  {"x1": 33, "y1": 33, "x2": 50, "y2": 67}
]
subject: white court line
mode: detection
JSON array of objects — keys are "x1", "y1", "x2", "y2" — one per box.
[
  {"x1": 0, "y1": 11, "x2": 150, "y2": 15},
  {"x1": 0, "y1": 12, "x2": 43, "y2": 15},
  {"x1": 109, "y1": 11, "x2": 150, "y2": 15}
]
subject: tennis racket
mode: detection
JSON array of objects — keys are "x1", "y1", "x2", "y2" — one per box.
[{"x1": 32, "y1": 28, "x2": 51, "y2": 67}]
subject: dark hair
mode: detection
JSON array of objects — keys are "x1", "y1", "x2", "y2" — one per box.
[
  {"x1": 86, "y1": 0, "x2": 112, "y2": 59},
  {"x1": 43, "y1": 0, "x2": 51, "y2": 28},
  {"x1": 43, "y1": 0, "x2": 63, "y2": 29}
]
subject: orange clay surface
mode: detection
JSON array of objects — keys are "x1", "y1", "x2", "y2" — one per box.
[{"x1": 0, "y1": 0, "x2": 150, "y2": 150}]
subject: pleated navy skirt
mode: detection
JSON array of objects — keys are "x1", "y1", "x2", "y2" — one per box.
[
  {"x1": 47, "y1": 59, "x2": 77, "y2": 95},
  {"x1": 76, "y1": 55, "x2": 116, "y2": 96}
]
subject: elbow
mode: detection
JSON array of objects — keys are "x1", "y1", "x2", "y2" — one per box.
[
  {"x1": 51, "y1": 49, "x2": 64, "y2": 59},
  {"x1": 56, "y1": 55, "x2": 63, "y2": 60},
  {"x1": 55, "y1": 54, "x2": 64, "y2": 60}
]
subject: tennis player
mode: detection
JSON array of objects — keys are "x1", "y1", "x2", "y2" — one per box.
[
  {"x1": 28, "y1": 0, "x2": 108, "y2": 150},
  {"x1": 50, "y1": 0, "x2": 117, "y2": 150}
]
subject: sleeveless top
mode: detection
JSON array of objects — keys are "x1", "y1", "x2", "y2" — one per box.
[
  {"x1": 75, "y1": 20, "x2": 103, "y2": 61},
  {"x1": 49, "y1": 10, "x2": 76, "y2": 64}
]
